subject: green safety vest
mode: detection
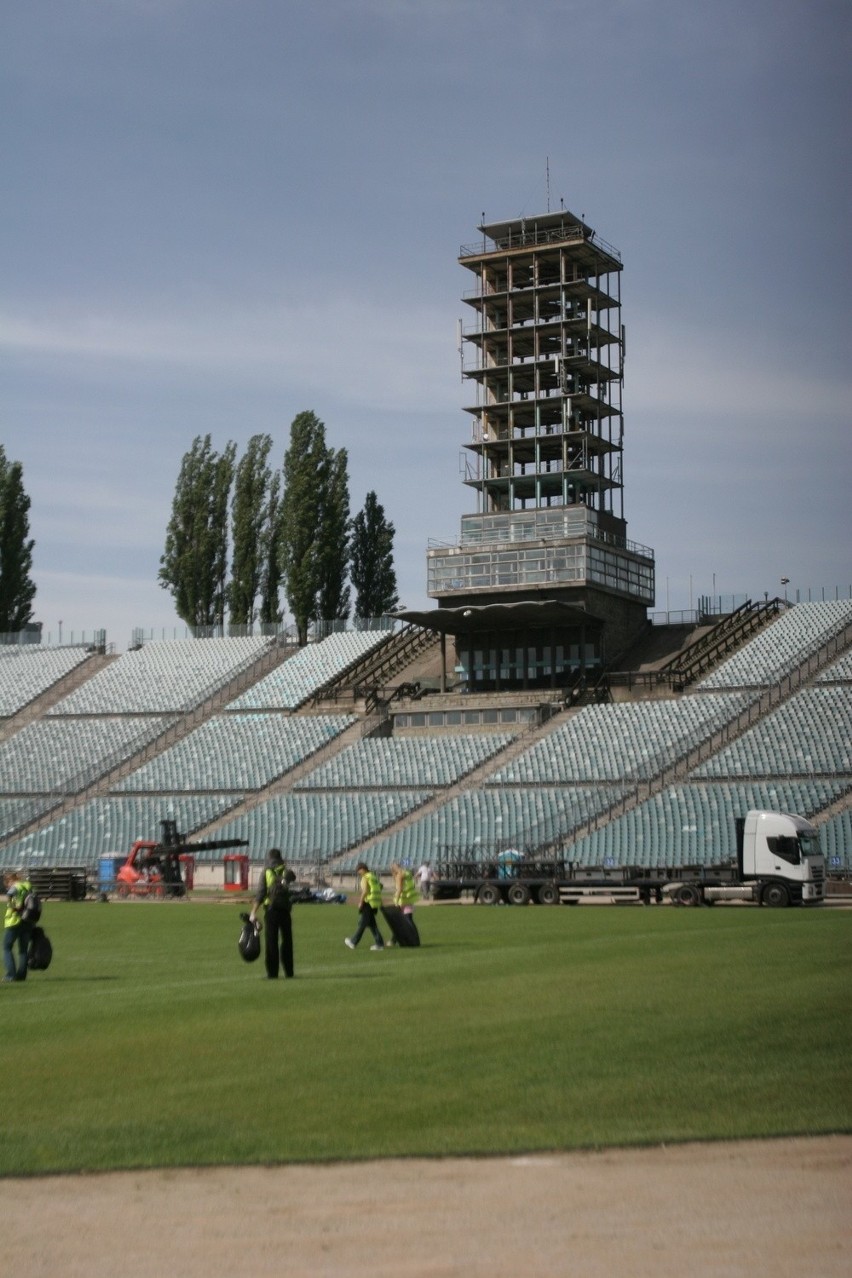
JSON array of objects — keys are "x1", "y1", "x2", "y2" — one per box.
[
  {"x1": 264, "y1": 865, "x2": 288, "y2": 908},
  {"x1": 362, "y1": 871, "x2": 383, "y2": 909},
  {"x1": 4, "y1": 878, "x2": 31, "y2": 929},
  {"x1": 395, "y1": 870, "x2": 418, "y2": 907}
]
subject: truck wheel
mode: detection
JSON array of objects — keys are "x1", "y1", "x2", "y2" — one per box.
[
  {"x1": 537, "y1": 882, "x2": 560, "y2": 906},
  {"x1": 762, "y1": 882, "x2": 789, "y2": 908},
  {"x1": 476, "y1": 882, "x2": 502, "y2": 906},
  {"x1": 507, "y1": 882, "x2": 531, "y2": 906},
  {"x1": 674, "y1": 883, "x2": 702, "y2": 907}
]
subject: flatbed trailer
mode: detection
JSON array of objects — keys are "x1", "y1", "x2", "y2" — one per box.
[
  {"x1": 430, "y1": 811, "x2": 826, "y2": 908},
  {"x1": 432, "y1": 861, "x2": 718, "y2": 906}
]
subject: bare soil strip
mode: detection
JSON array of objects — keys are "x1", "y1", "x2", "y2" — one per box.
[{"x1": 11, "y1": 1135, "x2": 851, "y2": 1278}]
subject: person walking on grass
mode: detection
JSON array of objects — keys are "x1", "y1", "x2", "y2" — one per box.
[
  {"x1": 387, "y1": 861, "x2": 420, "y2": 947},
  {"x1": 415, "y1": 861, "x2": 432, "y2": 899},
  {"x1": 345, "y1": 861, "x2": 385, "y2": 951},
  {"x1": 3, "y1": 869, "x2": 35, "y2": 984},
  {"x1": 250, "y1": 849, "x2": 296, "y2": 980}
]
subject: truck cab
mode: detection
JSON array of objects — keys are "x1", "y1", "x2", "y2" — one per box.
[{"x1": 739, "y1": 810, "x2": 825, "y2": 905}]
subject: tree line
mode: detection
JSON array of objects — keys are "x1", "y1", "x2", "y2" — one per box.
[{"x1": 158, "y1": 411, "x2": 400, "y2": 645}]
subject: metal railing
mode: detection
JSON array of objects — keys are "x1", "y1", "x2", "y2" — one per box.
[{"x1": 460, "y1": 225, "x2": 621, "y2": 263}]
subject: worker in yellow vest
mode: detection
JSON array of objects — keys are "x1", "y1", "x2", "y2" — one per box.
[
  {"x1": 392, "y1": 862, "x2": 418, "y2": 911},
  {"x1": 249, "y1": 849, "x2": 295, "y2": 979},
  {"x1": 3, "y1": 869, "x2": 35, "y2": 983},
  {"x1": 344, "y1": 861, "x2": 385, "y2": 951},
  {"x1": 387, "y1": 861, "x2": 420, "y2": 947}
]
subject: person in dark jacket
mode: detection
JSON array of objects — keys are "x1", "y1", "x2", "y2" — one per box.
[{"x1": 250, "y1": 849, "x2": 295, "y2": 980}]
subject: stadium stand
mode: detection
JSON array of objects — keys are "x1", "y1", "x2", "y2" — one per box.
[
  {"x1": 819, "y1": 810, "x2": 852, "y2": 872},
  {"x1": 112, "y1": 712, "x2": 356, "y2": 792},
  {"x1": 0, "y1": 798, "x2": 54, "y2": 844},
  {"x1": 207, "y1": 791, "x2": 433, "y2": 864},
  {"x1": 343, "y1": 785, "x2": 628, "y2": 872},
  {"x1": 566, "y1": 780, "x2": 850, "y2": 868},
  {"x1": 0, "y1": 795, "x2": 243, "y2": 868},
  {"x1": 815, "y1": 650, "x2": 852, "y2": 683},
  {"x1": 486, "y1": 693, "x2": 752, "y2": 784},
  {"x1": 0, "y1": 716, "x2": 175, "y2": 794},
  {"x1": 50, "y1": 637, "x2": 273, "y2": 714},
  {"x1": 1, "y1": 601, "x2": 850, "y2": 879},
  {"x1": 295, "y1": 733, "x2": 515, "y2": 790},
  {"x1": 0, "y1": 638, "x2": 282, "y2": 844},
  {"x1": 692, "y1": 687, "x2": 852, "y2": 778},
  {"x1": 229, "y1": 631, "x2": 389, "y2": 710},
  {"x1": 0, "y1": 645, "x2": 94, "y2": 717},
  {"x1": 697, "y1": 600, "x2": 852, "y2": 689}
]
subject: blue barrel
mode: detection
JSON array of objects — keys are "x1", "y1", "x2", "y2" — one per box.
[{"x1": 98, "y1": 855, "x2": 123, "y2": 893}]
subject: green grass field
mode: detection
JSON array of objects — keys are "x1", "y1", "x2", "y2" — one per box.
[{"x1": 3, "y1": 899, "x2": 850, "y2": 1176}]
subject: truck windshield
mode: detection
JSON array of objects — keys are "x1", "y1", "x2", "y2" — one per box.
[{"x1": 798, "y1": 831, "x2": 821, "y2": 859}]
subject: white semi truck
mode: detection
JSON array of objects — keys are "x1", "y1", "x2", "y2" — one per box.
[{"x1": 430, "y1": 809, "x2": 826, "y2": 908}]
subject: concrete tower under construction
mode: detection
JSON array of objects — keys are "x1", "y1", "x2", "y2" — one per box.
[{"x1": 404, "y1": 209, "x2": 655, "y2": 694}]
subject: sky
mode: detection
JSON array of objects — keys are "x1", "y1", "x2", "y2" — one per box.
[{"x1": 2, "y1": 0, "x2": 850, "y2": 650}]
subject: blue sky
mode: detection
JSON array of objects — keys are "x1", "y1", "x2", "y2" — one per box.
[{"x1": 3, "y1": 0, "x2": 849, "y2": 648}]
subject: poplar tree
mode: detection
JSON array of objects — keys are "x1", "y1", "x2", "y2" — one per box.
[
  {"x1": 350, "y1": 491, "x2": 399, "y2": 622},
  {"x1": 0, "y1": 446, "x2": 37, "y2": 634},
  {"x1": 227, "y1": 434, "x2": 274, "y2": 626},
  {"x1": 279, "y1": 411, "x2": 327, "y2": 645},
  {"x1": 159, "y1": 435, "x2": 235, "y2": 629},
  {"x1": 211, "y1": 443, "x2": 236, "y2": 626},
  {"x1": 316, "y1": 446, "x2": 351, "y2": 625},
  {"x1": 258, "y1": 469, "x2": 283, "y2": 627}
]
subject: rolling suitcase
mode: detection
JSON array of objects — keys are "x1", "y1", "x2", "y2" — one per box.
[
  {"x1": 27, "y1": 926, "x2": 53, "y2": 971},
  {"x1": 381, "y1": 904, "x2": 420, "y2": 948}
]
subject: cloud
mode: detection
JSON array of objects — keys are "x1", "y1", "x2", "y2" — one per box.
[
  {"x1": 629, "y1": 316, "x2": 850, "y2": 420},
  {"x1": 0, "y1": 289, "x2": 459, "y2": 416},
  {"x1": 31, "y1": 470, "x2": 170, "y2": 547},
  {"x1": 29, "y1": 568, "x2": 181, "y2": 646}
]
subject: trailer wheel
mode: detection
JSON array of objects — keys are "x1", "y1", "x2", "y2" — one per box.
[
  {"x1": 537, "y1": 882, "x2": 560, "y2": 906},
  {"x1": 476, "y1": 882, "x2": 502, "y2": 906},
  {"x1": 674, "y1": 883, "x2": 702, "y2": 907},
  {"x1": 507, "y1": 882, "x2": 531, "y2": 906},
  {"x1": 762, "y1": 881, "x2": 789, "y2": 908}
]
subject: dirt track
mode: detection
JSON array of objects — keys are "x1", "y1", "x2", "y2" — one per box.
[{"x1": 12, "y1": 1135, "x2": 851, "y2": 1277}]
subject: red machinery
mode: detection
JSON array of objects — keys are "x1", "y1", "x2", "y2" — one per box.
[{"x1": 115, "y1": 819, "x2": 248, "y2": 898}]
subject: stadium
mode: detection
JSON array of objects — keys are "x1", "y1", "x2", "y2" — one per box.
[
  {"x1": 0, "y1": 599, "x2": 851, "y2": 886},
  {"x1": 3, "y1": 210, "x2": 849, "y2": 1278},
  {"x1": 1, "y1": 211, "x2": 850, "y2": 886}
]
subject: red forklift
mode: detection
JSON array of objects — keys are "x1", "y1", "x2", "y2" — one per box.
[{"x1": 114, "y1": 819, "x2": 248, "y2": 898}]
